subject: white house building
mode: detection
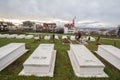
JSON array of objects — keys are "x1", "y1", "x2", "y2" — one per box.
[{"x1": 64, "y1": 18, "x2": 76, "y2": 34}]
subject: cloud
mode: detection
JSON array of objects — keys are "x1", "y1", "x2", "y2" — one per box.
[{"x1": 0, "y1": 0, "x2": 120, "y2": 27}]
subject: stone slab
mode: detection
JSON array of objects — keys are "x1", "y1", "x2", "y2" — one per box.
[
  {"x1": 44, "y1": 36, "x2": 50, "y2": 40},
  {"x1": 25, "y1": 35, "x2": 34, "y2": 39},
  {"x1": 19, "y1": 44, "x2": 56, "y2": 77},
  {"x1": 0, "y1": 43, "x2": 28, "y2": 71},
  {"x1": 68, "y1": 44, "x2": 108, "y2": 77},
  {"x1": 70, "y1": 36, "x2": 75, "y2": 40},
  {"x1": 62, "y1": 35, "x2": 67, "y2": 39},
  {"x1": 96, "y1": 45, "x2": 120, "y2": 70}
]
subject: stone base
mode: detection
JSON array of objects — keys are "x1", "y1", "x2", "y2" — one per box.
[
  {"x1": 68, "y1": 50, "x2": 108, "y2": 77},
  {"x1": 19, "y1": 51, "x2": 56, "y2": 77},
  {"x1": 95, "y1": 50, "x2": 120, "y2": 71},
  {"x1": 0, "y1": 49, "x2": 28, "y2": 71}
]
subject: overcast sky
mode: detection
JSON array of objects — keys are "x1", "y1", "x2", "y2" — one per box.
[{"x1": 0, "y1": 0, "x2": 120, "y2": 27}]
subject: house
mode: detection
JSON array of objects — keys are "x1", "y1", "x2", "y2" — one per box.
[
  {"x1": 22, "y1": 21, "x2": 36, "y2": 31},
  {"x1": 43, "y1": 23, "x2": 56, "y2": 32},
  {"x1": 64, "y1": 24, "x2": 76, "y2": 34},
  {"x1": 64, "y1": 18, "x2": 76, "y2": 34},
  {"x1": 0, "y1": 21, "x2": 13, "y2": 31}
]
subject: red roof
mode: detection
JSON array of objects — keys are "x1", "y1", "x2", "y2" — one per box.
[{"x1": 64, "y1": 23, "x2": 74, "y2": 29}]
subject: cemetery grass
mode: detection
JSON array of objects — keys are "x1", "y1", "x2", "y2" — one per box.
[{"x1": 0, "y1": 35, "x2": 120, "y2": 80}]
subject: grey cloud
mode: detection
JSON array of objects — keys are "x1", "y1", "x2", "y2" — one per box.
[{"x1": 0, "y1": 0, "x2": 120, "y2": 26}]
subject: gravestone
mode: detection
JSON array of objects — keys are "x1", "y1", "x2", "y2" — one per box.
[
  {"x1": 70, "y1": 36, "x2": 75, "y2": 40},
  {"x1": 25, "y1": 35, "x2": 34, "y2": 39},
  {"x1": 3, "y1": 34, "x2": 9, "y2": 38},
  {"x1": 62, "y1": 35, "x2": 67, "y2": 39},
  {"x1": 0, "y1": 43, "x2": 28, "y2": 71},
  {"x1": 16, "y1": 34, "x2": 26, "y2": 39},
  {"x1": 96, "y1": 45, "x2": 120, "y2": 70},
  {"x1": 55, "y1": 35, "x2": 59, "y2": 39},
  {"x1": 19, "y1": 44, "x2": 56, "y2": 77},
  {"x1": 7, "y1": 34, "x2": 18, "y2": 38},
  {"x1": 0, "y1": 34, "x2": 5, "y2": 38},
  {"x1": 44, "y1": 35, "x2": 50, "y2": 40},
  {"x1": 68, "y1": 44, "x2": 108, "y2": 77}
]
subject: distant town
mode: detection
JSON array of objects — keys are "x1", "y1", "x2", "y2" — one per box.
[{"x1": 0, "y1": 19, "x2": 120, "y2": 36}]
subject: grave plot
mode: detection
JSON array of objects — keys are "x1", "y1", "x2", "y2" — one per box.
[
  {"x1": 55, "y1": 35, "x2": 59, "y2": 39},
  {"x1": 70, "y1": 36, "x2": 75, "y2": 40},
  {"x1": 3, "y1": 34, "x2": 9, "y2": 38},
  {"x1": 0, "y1": 34, "x2": 5, "y2": 38},
  {"x1": 19, "y1": 44, "x2": 56, "y2": 77},
  {"x1": 96, "y1": 45, "x2": 120, "y2": 70},
  {"x1": 44, "y1": 35, "x2": 50, "y2": 40},
  {"x1": 68, "y1": 44, "x2": 108, "y2": 77},
  {"x1": 7, "y1": 34, "x2": 18, "y2": 38},
  {"x1": 0, "y1": 43, "x2": 28, "y2": 71},
  {"x1": 62, "y1": 35, "x2": 67, "y2": 39},
  {"x1": 25, "y1": 35, "x2": 34, "y2": 39},
  {"x1": 83, "y1": 36, "x2": 95, "y2": 41},
  {"x1": 16, "y1": 34, "x2": 26, "y2": 39},
  {"x1": 34, "y1": 35, "x2": 40, "y2": 40}
]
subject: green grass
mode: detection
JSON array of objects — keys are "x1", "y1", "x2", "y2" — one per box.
[{"x1": 0, "y1": 34, "x2": 120, "y2": 80}]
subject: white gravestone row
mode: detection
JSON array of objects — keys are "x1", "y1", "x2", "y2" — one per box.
[
  {"x1": 0, "y1": 34, "x2": 10, "y2": 38},
  {"x1": 0, "y1": 34, "x2": 95, "y2": 41},
  {"x1": 7, "y1": 34, "x2": 18, "y2": 38},
  {"x1": 96, "y1": 45, "x2": 120, "y2": 70},
  {"x1": 44, "y1": 35, "x2": 50, "y2": 40},
  {"x1": 16, "y1": 34, "x2": 26, "y2": 39},
  {"x1": 3, "y1": 34, "x2": 9, "y2": 38},
  {"x1": 0, "y1": 34, "x2": 59, "y2": 40},
  {"x1": 0, "y1": 43, "x2": 28, "y2": 71},
  {"x1": 68, "y1": 44, "x2": 108, "y2": 77},
  {"x1": 0, "y1": 34, "x2": 34, "y2": 39},
  {"x1": 0, "y1": 34, "x2": 6, "y2": 38},
  {"x1": 19, "y1": 44, "x2": 56, "y2": 77}
]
